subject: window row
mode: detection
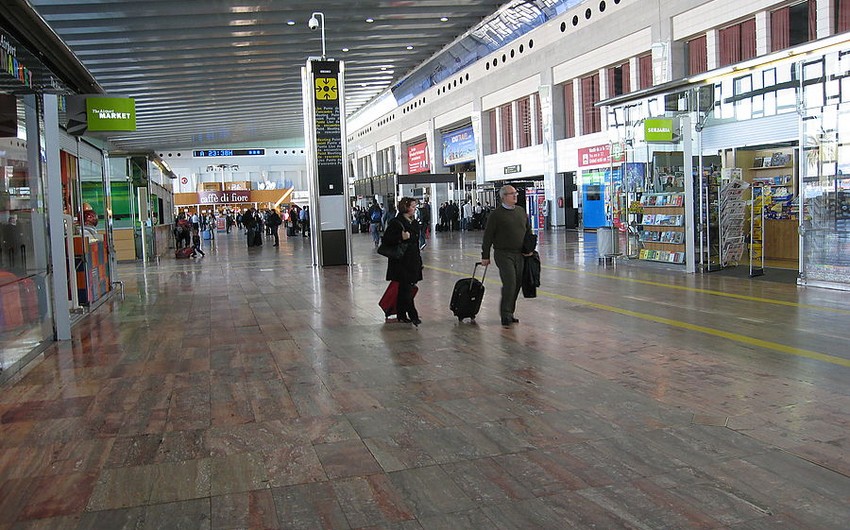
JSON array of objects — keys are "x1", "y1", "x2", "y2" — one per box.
[
  {"x1": 686, "y1": 0, "x2": 850, "y2": 75},
  {"x1": 484, "y1": 93, "x2": 544, "y2": 155}
]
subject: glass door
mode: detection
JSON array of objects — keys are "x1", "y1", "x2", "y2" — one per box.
[{"x1": 799, "y1": 51, "x2": 850, "y2": 289}]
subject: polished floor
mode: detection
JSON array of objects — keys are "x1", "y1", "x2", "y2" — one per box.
[{"x1": 1, "y1": 227, "x2": 849, "y2": 529}]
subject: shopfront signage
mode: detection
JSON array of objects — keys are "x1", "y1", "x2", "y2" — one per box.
[
  {"x1": 504, "y1": 164, "x2": 522, "y2": 174},
  {"x1": 442, "y1": 124, "x2": 476, "y2": 166},
  {"x1": 644, "y1": 118, "x2": 674, "y2": 142},
  {"x1": 198, "y1": 190, "x2": 251, "y2": 204},
  {"x1": 578, "y1": 144, "x2": 612, "y2": 167},
  {"x1": 0, "y1": 34, "x2": 34, "y2": 88},
  {"x1": 86, "y1": 97, "x2": 136, "y2": 131},
  {"x1": 407, "y1": 141, "x2": 429, "y2": 174}
]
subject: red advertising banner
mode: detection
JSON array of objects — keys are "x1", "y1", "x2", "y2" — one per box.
[
  {"x1": 407, "y1": 141, "x2": 429, "y2": 174},
  {"x1": 577, "y1": 144, "x2": 611, "y2": 167}
]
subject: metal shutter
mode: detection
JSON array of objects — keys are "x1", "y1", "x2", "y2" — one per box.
[{"x1": 700, "y1": 113, "x2": 798, "y2": 151}]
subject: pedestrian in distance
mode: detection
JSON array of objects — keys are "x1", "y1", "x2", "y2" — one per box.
[
  {"x1": 190, "y1": 228, "x2": 205, "y2": 257},
  {"x1": 300, "y1": 206, "x2": 310, "y2": 237},
  {"x1": 383, "y1": 197, "x2": 423, "y2": 326},
  {"x1": 418, "y1": 197, "x2": 431, "y2": 249},
  {"x1": 267, "y1": 208, "x2": 282, "y2": 246},
  {"x1": 369, "y1": 201, "x2": 383, "y2": 248},
  {"x1": 480, "y1": 185, "x2": 534, "y2": 327}
]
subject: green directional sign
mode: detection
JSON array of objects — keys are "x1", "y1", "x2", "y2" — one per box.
[
  {"x1": 86, "y1": 97, "x2": 136, "y2": 131},
  {"x1": 644, "y1": 118, "x2": 674, "y2": 142}
]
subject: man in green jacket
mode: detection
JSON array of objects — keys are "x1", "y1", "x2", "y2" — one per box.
[{"x1": 481, "y1": 185, "x2": 533, "y2": 327}]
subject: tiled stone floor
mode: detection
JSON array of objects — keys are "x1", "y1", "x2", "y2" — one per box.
[{"x1": 1, "y1": 228, "x2": 849, "y2": 529}]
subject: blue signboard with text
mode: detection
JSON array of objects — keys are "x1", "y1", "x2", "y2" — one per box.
[{"x1": 442, "y1": 125, "x2": 476, "y2": 167}]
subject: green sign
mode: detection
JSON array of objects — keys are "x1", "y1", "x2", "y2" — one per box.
[
  {"x1": 86, "y1": 97, "x2": 136, "y2": 131},
  {"x1": 644, "y1": 118, "x2": 674, "y2": 142}
]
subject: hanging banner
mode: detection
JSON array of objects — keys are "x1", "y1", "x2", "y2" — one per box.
[
  {"x1": 407, "y1": 141, "x2": 429, "y2": 174},
  {"x1": 442, "y1": 124, "x2": 476, "y2": 166}
]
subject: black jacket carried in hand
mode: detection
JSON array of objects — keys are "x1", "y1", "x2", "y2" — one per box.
[
  {"x1": 522, "y1": 251, "x2": 541, "y2": 298},
  {"x1": 522, "y1": 232, "x2": 538, "y2": 254}
]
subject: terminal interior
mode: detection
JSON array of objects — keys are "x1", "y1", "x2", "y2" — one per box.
[{"x1": 1, "y1": 0, "x2": 849, "y2": 528}]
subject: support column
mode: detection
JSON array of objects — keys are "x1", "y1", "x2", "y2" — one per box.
[
  {"x1": 303, "y1": 59, "x2": 351, "y2": 266},
  {"x1": 538, "y1": 68, "x2": 559, "y2": 227},
  {"x1": 43, "y1": 94, "x2": 72, "y2": 339}
]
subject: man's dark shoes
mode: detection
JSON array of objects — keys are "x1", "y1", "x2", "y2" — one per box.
[{"x1": 501, "y1": 316, "x2": 519, "y2": 327}]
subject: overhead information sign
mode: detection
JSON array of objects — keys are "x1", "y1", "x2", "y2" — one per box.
[{"x1": 193, "y1": 149, "x2": 265, "y2": 157}]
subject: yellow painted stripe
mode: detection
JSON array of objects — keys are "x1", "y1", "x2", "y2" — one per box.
[
  {"x1": 542, "y1": 263, "x2": 850, "y2": 314},
  {"x1": 460, "y1": 252, "x2": 850, "y2": 315},
  {"x1": 428, "y1": 264, "x2": 850, "y2": 368}
]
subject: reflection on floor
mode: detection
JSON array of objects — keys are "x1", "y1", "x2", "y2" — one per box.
[{"x1": 1, "y1": 228, "x2": 848, "y2": 528}]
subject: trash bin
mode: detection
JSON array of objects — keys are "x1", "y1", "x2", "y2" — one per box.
[{"x1": 596, "y1": 226, "x2": 619, "y2": 256}]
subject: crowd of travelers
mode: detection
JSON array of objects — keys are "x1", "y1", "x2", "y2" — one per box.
[
  {"x1": 172, "y1": 193, "x2": 535, "y2": 329},
  {"x1": 175, "y1": 196, "x2": 493, "y2": 257}
]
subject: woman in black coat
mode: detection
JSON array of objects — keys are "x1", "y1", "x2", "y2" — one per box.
[{"x1": 384, "y1": 197, "x2": 423, "y2": 325}]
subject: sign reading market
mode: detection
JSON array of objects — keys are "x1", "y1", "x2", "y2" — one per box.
[{"x1": 86, "y1": 96, "x2": 136, "y2": 132}]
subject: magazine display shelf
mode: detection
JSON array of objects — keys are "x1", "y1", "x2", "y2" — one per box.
[{"x1": 637, "y1": 192, "x2": 686, "y2": 264}]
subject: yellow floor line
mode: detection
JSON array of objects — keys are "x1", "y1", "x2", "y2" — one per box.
[
  {"x1": 458, "y1": 252, "x2": 850, "y2": 315},
  {"x1": 429, "y1": 264, "x2": 850, "y2": 368},
  {"x1": 544, "y1": 263, "x2": 850, "y2": 315}
]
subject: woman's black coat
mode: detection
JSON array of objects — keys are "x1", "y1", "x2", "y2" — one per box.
[{"x1": 384, "y1": 213, "x2": 423, "y2": 284}]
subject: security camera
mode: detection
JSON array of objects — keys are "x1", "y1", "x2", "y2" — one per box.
[{"x1": 308, "y1": 16, "x2": 319, "y2": 31}]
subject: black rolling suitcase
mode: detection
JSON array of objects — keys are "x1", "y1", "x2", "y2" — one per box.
[{"x1": 450, "y1": 262, "x2": 487, "y2": 322}]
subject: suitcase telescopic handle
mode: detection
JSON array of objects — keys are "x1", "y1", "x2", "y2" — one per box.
[{"x1": 473, "y1": 261, "x2": 488, "y2": 283}]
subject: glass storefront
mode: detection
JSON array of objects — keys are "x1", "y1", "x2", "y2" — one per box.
[
  {"x1": 604, "y1": 39, "x2": 850, "y2": 288},
  {"x1": 799, "y1": 48, "x2": 850, "y2": 289},
  {"x1": 0, "y1": 95, "x2": 52, "y2": 376}
]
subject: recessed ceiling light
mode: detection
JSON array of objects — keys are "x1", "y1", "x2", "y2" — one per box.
[
  {"x1": 440, "y1": 17, "x2": 449, "y2": 22},
  {"x1": 342, "y1": 47, "x2": 349, "y2": 52},
  {"x1": 365, "y1": 18, "x2": 374, "y2": 23},
  {"x1": 406, "y1": 45, "x2": 414, "y2": 50},
  {"x1": 286, "y1": 20, "x2": 295, "y2": 25}
]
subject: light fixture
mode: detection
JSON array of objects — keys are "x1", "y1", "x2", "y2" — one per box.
[
  {"x1": 342, "y1": 47, "x2": 349, "y2": 52},
  {"x1": 365, "y1": 17, "x2": 374, "y2": 23},
  {"x1": 286, "y1": 20, "x2": 295, "y2": 26},
  {"x1": 406, "y1": 45, "x2": 414, "y2": 50},
  {"x1": 308, "y1": 12, "x2": 326, "y2": 58},
  {"x1": 440, "y1": 17, "x2": 449, "y2": 22}
]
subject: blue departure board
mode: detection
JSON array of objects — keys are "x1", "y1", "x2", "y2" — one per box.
[{"x1": 192, "y1": 149, "x2": 265, "y2": 157}]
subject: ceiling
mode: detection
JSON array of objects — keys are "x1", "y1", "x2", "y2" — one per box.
[{"x1": 21, "y1": 0, "x2": 509, "y2": 153}]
